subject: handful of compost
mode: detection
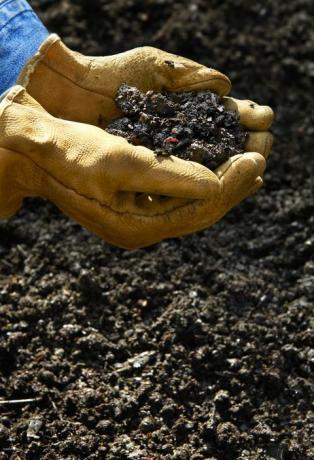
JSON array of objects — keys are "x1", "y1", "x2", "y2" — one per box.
[
  {"x1": 10, "y1": 35, "x2": 274, "y2": 249},
  {"x1": 107, "y1": 85, "x2": 248, "y2": 170}
]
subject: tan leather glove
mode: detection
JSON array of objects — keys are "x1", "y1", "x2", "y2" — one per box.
[
  {"x1": 17, "y1": 34, "x2": 273, "y2": 161},
  {"x1": 0, "y1": 86, "x2": 270, "y2": 249},
  {"x1": 17, "y1": 34, "x2": 232, "y2": 126}
]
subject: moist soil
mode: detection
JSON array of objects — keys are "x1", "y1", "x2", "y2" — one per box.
[
  {"x1": 107, "y1": 85, "x2": 247, "y2": 170},
  {"x1": 1, "y1": 1, "x2": 314, "y2": 459}
]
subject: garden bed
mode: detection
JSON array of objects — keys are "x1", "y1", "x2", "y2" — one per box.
[{"x1": 0, "y1": 0, "x2": 313, "y2": 459}]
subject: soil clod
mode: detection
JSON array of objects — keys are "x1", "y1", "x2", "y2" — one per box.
[{"x1": 107, "y1": 84, "x2": 247, "y2": 169}]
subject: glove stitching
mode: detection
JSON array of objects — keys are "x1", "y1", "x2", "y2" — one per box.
[
  {"x1": 17, "y1": 34, "x2": 61, "y2": 88},
  {"x1": 174, "y1": 77, "x2": 230, "y2": 91},
  {"x1": 40, "y1": 61, "x2": 111, "y2": 98}
]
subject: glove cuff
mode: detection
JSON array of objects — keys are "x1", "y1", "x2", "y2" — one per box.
[
  {"x1": 17, "y1": 33, "x2": 61, "y2": 88},
  {"x1": 15, "y1": 33, "x2": 103, "y2": 123}
]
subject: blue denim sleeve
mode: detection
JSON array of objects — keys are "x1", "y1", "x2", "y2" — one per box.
[{"x1": 0, "y1": 0, "x2": 49, "y2": 94}]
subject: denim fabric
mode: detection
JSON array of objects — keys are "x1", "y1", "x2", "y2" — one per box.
[{"x1": 0, "y1": 0, "x2": 48, "y2": 94}]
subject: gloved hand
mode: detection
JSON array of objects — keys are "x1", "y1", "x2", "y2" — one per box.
[
  {"x1": 17, "y1": 34, "x2": 273, "y2": 160},
  {"x1": 0, "y1": 86, "x2": 271, "y2": 249},
  {"x1": 17, "y1": 34, "x2": 232, "y2": 126}
]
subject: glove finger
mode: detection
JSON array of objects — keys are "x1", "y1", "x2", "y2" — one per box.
[
  {"x1": 110, "y1": 152, "x2": 266, "y2": 247},
  {"x1": 128, "y1": 47, "x2": 231, "y2": 96},
  {"x1": 111, "y1": 140, "x2": 221, "y2": 200},
  {"x1": 46, "y1": 172, "x2": 212, "y2": 249},
  {"x1": 245, "y1": 132, "x2": 273, "y2": 159},
  {"x1": 158, "y1": 51, "x2": 231, "y2": 96},
  {"x1": 118, "y1": 156, "x2": 263, "y2": 247},
  {"x1": 109, "y1": 191, "x2": 193, "y2": 216},
  {"x1": 46, "y1": 151, "x2": 262, "y2": 250},
  {"x1": 215, "y1": 152, "x2": 266, "y2": 209},
  {"x1": 223, "y1": 96, "x2": 273, "y2": 131}
]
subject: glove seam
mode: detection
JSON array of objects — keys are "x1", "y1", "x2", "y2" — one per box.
[
  {"x1": 30, "y1": 60, "x2": 110, "y2": 99},
  {"x1": 17, "y1": 33, "x2": 61, "y2": 88},
  {"x1": 174, "y1": 77, "x2": 231, "y2": 93}
]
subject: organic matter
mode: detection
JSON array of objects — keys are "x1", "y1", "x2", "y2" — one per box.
[
  {"x1": 1, "y1": 1, "x2": 313, "y2": 459},
  {"x1": 107, "y1": 85, "x2": 247, "y2": 169}
]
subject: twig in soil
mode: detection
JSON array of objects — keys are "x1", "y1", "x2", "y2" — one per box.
[
  {"x1": 0, "y1": 397, "x2": 41, "y2": 405},
  {"x1": 114, "y1": 350, "x2": 156, "y2": 373},
  {"x1": 0, "y1": 259, "x2": 12, "y2": 269},
  {"x1": 48, "y1": 395, "x2": 63, "y2": 421},
  {"x1": 16, "y1": 244, "x2": 27, "y2": 257}
]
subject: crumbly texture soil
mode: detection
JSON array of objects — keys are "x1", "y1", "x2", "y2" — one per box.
[
  {"x1": 107, "y1": 85, "x2": 247, "y2": 170},
  {"x1": 1, "y1": 1, "x2": 314, "y2": 459}
]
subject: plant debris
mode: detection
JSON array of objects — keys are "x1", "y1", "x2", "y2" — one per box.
[{"x1": 107, "y1": 84, "x2": 248, "y2": 169}]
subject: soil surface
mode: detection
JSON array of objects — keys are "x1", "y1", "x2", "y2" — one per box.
[
  {"x1": 107, "y1": 85, "x2": 247, "y2": 170},
  {"x1": 1, "y1": 1, "x2": 314, "y2": 459}
]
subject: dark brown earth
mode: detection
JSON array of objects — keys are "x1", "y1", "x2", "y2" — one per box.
[
  {"x1": 107, "y1": 85, "x2": 247, "y2": 170},
  {"x1": 1, "y1": 1, "x2": 314, "y2": 459}
]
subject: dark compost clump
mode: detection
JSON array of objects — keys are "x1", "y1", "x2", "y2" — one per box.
[{"x1": 107, "y1": 84, "x2": 247, "y2": 169}]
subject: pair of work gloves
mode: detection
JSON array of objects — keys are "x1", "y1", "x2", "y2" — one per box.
[{"x1": 0, "y1": 35, "x2": 273, "y2": 248}]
